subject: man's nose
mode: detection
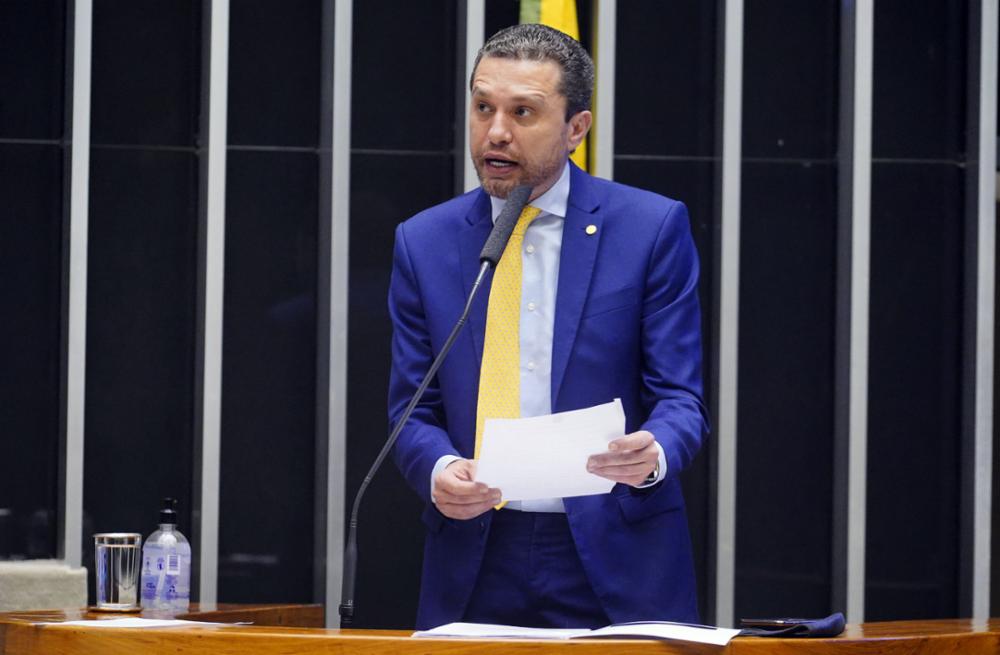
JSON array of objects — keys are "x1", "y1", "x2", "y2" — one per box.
[{"x1": 487, "y1": 114, "x2": 512, "y2": 145}]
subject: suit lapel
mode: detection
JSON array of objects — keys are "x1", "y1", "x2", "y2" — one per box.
[
  {"x1": 551, "y1": 166, "x2": 602, "y2": 408},
  {"x1": 458, "y1": 191, "x2": 493, "y2": 365}
]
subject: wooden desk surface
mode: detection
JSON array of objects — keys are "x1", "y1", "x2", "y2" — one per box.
[{"x1": 1, "y1": 605, "x2": 998, "y2": 654}]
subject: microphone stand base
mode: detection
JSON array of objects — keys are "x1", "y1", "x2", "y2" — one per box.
[{"x1": 338, "y1": 603, "x2": 354, "y2": 629}]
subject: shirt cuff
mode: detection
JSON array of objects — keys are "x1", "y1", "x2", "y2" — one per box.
[
  {"x1": 430, "y1": 454, "x2": 462, "y2": 499},
  {"x1": 633, "y1": 442, "x2": 667, "y2": 489}
]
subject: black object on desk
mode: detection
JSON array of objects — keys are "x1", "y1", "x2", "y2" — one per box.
[{"x1": 739, "y1": 613, "x2": 846, "y2": 638}]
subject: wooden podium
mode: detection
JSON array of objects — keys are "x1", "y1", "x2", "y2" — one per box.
[{"x1": 1, "y1": 604, "x2": 998, "y2": 654}]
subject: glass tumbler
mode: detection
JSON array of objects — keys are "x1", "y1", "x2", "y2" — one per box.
[{"x1": 93, "y1": 533, "x2": 142, "y2": 611}]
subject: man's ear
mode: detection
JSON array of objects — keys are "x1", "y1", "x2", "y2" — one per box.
[{"x1": 567, "y1": 110, "x2": 593, "y2": 151}]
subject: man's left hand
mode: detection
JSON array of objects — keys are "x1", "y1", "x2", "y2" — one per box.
[{"x1": 587, "y1": 430, "x2": 659, "y2": 487}]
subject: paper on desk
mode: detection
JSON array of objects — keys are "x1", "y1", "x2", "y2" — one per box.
[
  {"x1": 413, "y1": 621, "x2": 741, "y2": 646},
  {"x1": 413, "y1": 622, "x2": 581, "y2": 639},
  {"x1": 47, "y1": 618, "x2": 222, "y2": 628},
  {"x1": 581, "y1": 621, "x2": 741, "y2": 646},
  {"x1": 474, "y1": 399, "x2": 624, "y2": 501}
]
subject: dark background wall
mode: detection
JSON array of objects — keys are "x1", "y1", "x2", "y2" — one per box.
[
  {"x1": 866, "y1": 0, "x2": 967, "y2": 620},
  {"x1": 82, "y1": 0, "x2": 201, "y2": 599},
  {"x1": 0, "y1": 0, "x2": 996, "y2": 628},
  {"x1": 735, "y1": 0, "x2": 840, "y2": 620},
  {"x1": 219, "y1": 0, "x2": 321, "y2": 605},
  {"x1": 612, "y1": 0, "x2": 717, "y2": 622},
  {"x1": 345, "y1": 0, "x2": 459, "y2": 627},
  {"x1": 0, "y1": 0, "x2": 66, "y2": 561}
]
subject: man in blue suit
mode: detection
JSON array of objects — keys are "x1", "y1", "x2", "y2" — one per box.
[{"x1": 389, "y1": 24, "x2": 707, "y2": 630}]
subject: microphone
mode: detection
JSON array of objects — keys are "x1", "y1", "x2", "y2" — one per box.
[
  {"x1": 338, "y1": 184, "x2": 533, "y2": 628},
  {"x1": 479, "y1": 184, "x2": 533, "y2": 266}
]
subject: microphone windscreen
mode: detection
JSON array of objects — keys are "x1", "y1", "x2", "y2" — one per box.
[{"x1": 479, "y1": 185, "x2": 533, "y2": 267}]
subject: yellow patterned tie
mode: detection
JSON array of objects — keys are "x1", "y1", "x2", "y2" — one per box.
[{"x1": 475, "y1": 205, "x2": 542, "y2": 479}]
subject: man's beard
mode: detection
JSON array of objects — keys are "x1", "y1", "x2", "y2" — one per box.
[
  {"x1": 474, "y1": 150, "x2": 565, "y2": 199},
  {"x1": 478, "y1": 174, "x2": 518, "y2": 199}
]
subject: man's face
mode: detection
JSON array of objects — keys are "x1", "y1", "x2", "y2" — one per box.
[{"x1": 469, "y1": 56, "x2": 591, "y2": 200}]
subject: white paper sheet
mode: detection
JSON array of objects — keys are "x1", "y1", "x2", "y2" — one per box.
[
  {"x1": 582, "y1": 621, "x2": 741, "y2": 646},
  {"x1": 46, "y1": 618, "x2": 223, "y2": 629},
  {"x1": 412, "y1": 621, "x2": 741, "y2": 646},
  {"x1": 474, "y1": 399, "x2": 624, "y2": 501},
  {"x1": 413, "y1": 622, "x2": 581, "y2": 639}
]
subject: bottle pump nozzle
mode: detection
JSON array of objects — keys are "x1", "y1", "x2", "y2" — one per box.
[{"x1": 160, "y1": 497, "x2": 178, "y2": 525}]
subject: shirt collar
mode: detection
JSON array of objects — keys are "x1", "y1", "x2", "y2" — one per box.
[{"x1": 489, "y1": 161, "x2": 570, "y2": 223}]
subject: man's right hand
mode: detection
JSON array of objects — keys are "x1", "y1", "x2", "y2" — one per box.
[{"x1": 431, "y1": 459, "x2": 501, "y2": 520}]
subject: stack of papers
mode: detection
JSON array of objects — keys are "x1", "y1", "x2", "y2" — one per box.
[{"x1": 413, "y1": 621, "x2": 741, "y2": 646}]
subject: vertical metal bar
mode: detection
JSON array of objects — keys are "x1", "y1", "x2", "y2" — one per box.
[
  {"x1": 592, "y1": 0, "x2": 616, "y2": 180},
  {"x1": 196, "y1": 0, "x2": 229, "y2": 606},
  {"x1": 973, "y1": 0, "x2": 996, "y2": 622},
  {"x1": 62, "y1": 0, "x2": 93, "y2": 569},
  {"x1": 323, "y1": 0, "x2": 352, "y2": 628},
  {"x1": 846, "y1": 0, "x2": 873, "y2": 625},
  {"x1": 962, "y1": 0, "x2": 996, "y2": 622},
  {"x1": 714, "y1": 0, "x2": 743, "y2": 629},
  {"x1": 833, "y1": 0, "x2": 874, "y2": 624},
  {"x1": 462, "y1": 0, "x2": 485, "y2": 192}
]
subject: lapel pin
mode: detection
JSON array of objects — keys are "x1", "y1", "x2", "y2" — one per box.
[{"x1": 585, "y1": 224, "x2": 597, "y2": 235}]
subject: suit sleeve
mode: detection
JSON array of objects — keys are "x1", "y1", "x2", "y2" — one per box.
[
  {"x1": 639, "y1": 201, "x2": 710, "y2": 479},
  {"x1": 388, "y1": 222, "x2": 460, "y2": 505}
]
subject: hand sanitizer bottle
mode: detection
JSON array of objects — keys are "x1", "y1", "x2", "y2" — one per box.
[{"x1": 140, "y1": 498, "x2": 191, "y2": 611}]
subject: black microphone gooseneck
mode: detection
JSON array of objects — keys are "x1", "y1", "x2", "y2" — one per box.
[{"x1": 339, "y1": 184, "x2": 532, "y2": 628}]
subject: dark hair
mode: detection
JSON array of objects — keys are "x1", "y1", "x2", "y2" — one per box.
[{"x1": 471, "y1": 23, "x2": 594, "y2": 121}]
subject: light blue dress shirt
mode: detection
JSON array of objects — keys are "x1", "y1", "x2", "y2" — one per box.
[{"x1": 431, "y1": 163, "x2": 665, "y2": 512}]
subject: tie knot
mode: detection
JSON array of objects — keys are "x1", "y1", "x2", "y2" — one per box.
[{"x1": 514, "y1": 205, "x2": 542, "y2": 235}]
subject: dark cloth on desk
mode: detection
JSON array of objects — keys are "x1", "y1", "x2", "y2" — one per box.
[{"x1": 740, "y1": 613, "x2": 847, "y2": 638}]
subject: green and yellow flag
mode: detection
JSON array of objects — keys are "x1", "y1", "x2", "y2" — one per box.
[{"x1": 520, "y1": 0, "x2": 589, "y2": 171}]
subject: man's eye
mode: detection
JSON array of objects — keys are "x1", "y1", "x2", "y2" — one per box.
[
  {"x1": 515, "y1": 107, "x2": 531, "y2": 117},
  {"x1": 477, "y1": 102, "x2": 491, "y2": 113}
]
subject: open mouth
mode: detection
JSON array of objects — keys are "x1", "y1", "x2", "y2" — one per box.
[{"x1": 485, "y1": 157, "x2": 518, "y2": 171}]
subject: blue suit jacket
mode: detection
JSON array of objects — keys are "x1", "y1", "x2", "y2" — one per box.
[{"x1": 389, "y1": 163, "x2": 708, "y2": 629}]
